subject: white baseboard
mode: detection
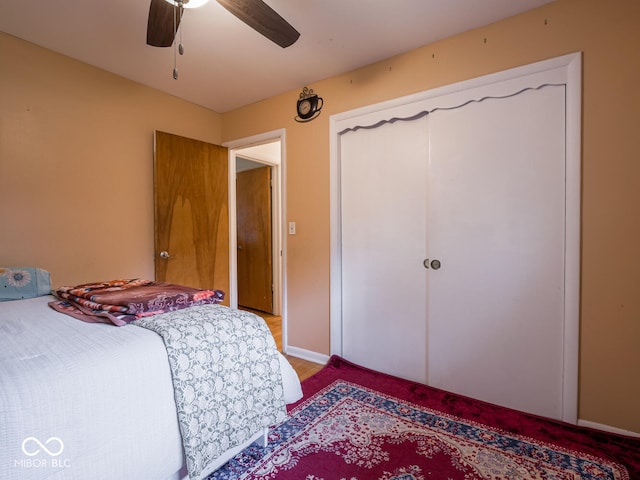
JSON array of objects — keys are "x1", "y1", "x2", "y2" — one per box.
[
  {"x1": 283, "y1": 345, "x2": 330, "y2": 365},
  {"x1": 577, "y1": 419, "x2": 640, "y2": 438}
]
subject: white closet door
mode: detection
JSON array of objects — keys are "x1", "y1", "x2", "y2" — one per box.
[
  {"x1": 340, "y1": 117, "x2": 429, "y2": 382},
  {"x1": 427, "y1": 85, "x2": 566, "y2": 419}
]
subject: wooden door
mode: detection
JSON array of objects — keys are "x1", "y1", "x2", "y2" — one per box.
[
  {"x1": 237, "y1": 166, "x2": 273, "y2": 312},
  {"x1": 154, "y1": 131, "x2": 229, "y2": 304}
]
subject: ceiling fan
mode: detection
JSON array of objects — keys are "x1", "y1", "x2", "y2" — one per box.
[{"x1": 146, "y1": 0, "x2": 300, "y2": 49}]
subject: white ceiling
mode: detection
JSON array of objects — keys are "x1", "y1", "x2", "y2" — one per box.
[{"x1": 1, "y1": 0, "x2": 554, "y2": 113}]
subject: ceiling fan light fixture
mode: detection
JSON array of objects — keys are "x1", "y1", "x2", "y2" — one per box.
[
  {"x1": 164, "y1": 0, "x2": 209, "y2": 8},
  {"x1": 149, "y1": 0, "x2": 299, "y2": 50}
]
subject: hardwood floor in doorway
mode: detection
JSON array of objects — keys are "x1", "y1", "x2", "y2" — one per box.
[{"x1": 239, "y1": 307, "x2": 325, "y2": 382}]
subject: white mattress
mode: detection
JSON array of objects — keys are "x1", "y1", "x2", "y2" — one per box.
[{"x1": 0, "y1": 296, "x2": 301, "y2": 480}]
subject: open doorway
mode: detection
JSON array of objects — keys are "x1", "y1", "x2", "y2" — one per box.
[
  {"x1": 227, "y1": 137, "x2": 283, "y2": 318},
  {"x1": 236, "y1": 157, "x2": 273, "y2": 313}
]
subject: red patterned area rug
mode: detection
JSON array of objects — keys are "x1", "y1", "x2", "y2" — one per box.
[{"x1": 208, "y1": 356, "x2": 640, "y2": 479}]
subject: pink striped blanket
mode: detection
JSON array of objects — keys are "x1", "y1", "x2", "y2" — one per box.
[{"x1": 49, "y1": 278, "x2": 224, "y2": 326}]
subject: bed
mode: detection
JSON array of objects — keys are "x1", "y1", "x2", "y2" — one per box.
[{"x1": 0, "y1": 286, "x2": 303, "y2": 480}]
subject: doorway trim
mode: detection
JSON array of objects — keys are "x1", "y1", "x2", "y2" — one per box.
[{"x1": 224, "y1": 129, "x2": 287, "y2": 342}]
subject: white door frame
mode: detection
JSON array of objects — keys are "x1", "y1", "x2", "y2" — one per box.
[
  {"x1": 224, "y1": 130, "x2": 287, "y2": 339},
  {"x1": 329, "y1": 52, "x2": 582, "y2": 423}
]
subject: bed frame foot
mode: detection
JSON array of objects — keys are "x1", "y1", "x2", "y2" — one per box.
[{"x1": 257, "y1": 427, "x2": 269, "y2": 447}]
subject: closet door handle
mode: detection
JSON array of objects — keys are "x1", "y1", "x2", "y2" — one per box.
[{"x1": 423, "y1": 258, "x2": 441, "y2": 270}]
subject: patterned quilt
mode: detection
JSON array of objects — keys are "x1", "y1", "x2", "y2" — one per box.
[
  {"x1": 133, "y1": 304, "x2": 287, "y2": 480},
  {"x1": 49, "y1": 278, "x2": 224, "y2": 326}
]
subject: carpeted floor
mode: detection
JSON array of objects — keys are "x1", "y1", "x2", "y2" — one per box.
[{"x1": 208, "y1": 355, "x2": 640, "y2": 479}]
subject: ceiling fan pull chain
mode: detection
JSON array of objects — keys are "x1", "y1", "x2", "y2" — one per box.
[
  {"x1": 178, "y1": 3, "x2": 184, "y2": 56},
  {"x1": 172, "y1": 1, "x2": 182, "y2": 79}
]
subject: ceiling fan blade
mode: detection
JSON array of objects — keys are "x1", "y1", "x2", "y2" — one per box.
[
  {"x1": 216, "y1": 0, "x2": 300, "y2": 48},
  {"x1": 147, "y1": 0, "x2": 182, "y2": 47}
]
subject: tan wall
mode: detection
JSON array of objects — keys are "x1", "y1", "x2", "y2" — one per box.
[
  {"x1": 0, "y1": 32, "x2": 223, "y2": 286},
  {"x1": 222, "y1": 0, "x2": 640, "y2": 433},
  {"x1": 1, "y1": 0, "x2": 638, "y2": 433}
]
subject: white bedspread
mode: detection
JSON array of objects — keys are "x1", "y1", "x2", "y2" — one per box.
[{"x1": 0, "y1": 296, "x2": 302, "y2": 480}]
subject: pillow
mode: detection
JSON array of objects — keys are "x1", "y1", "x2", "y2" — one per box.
[{"x1": 0, "y1": 267, "x2": 51, "y2": 301}]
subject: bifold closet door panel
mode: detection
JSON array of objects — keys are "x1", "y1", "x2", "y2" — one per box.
[
  {"x1": 426, "y1": 85, "x2": 566, "y2": 419},
  {"x1": 340, "y1": 117, "x2": 429, "y2": 383}
]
